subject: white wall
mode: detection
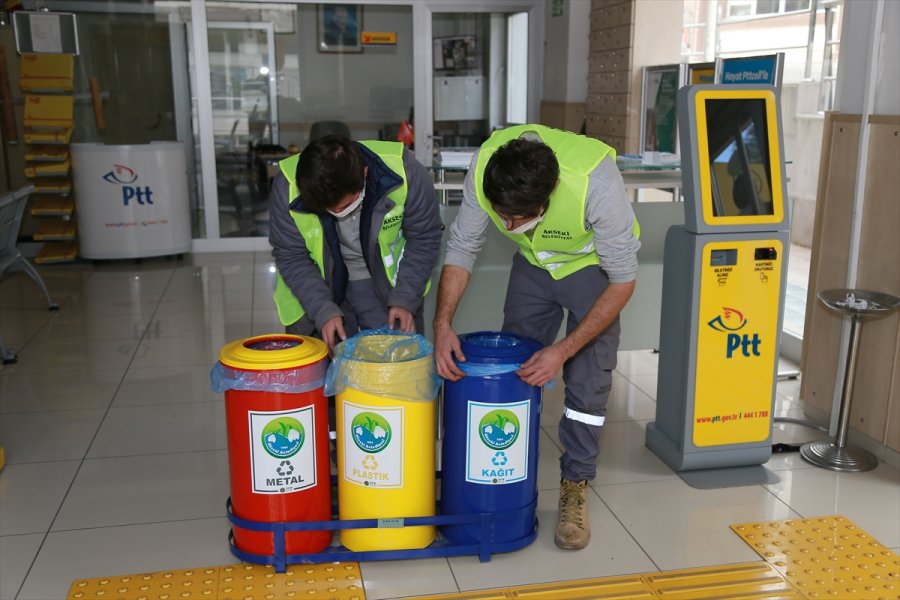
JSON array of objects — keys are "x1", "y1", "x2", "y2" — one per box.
[
  {"x1": 276, "y1": 4, "x2": 415, "y2": 144},
  {"x1": 565, "y1": 0, "x2": 590, "y2": 102},
  {"x1": 835, "y1": 0, "x2": 900, "y2": 115},
  {"x1": 542, "y1": 0, "x2": 570, "y2": 102},
  {"x1": 541, "y1": 0, "x2": 591, "y2": 104},
  {"x1": 874, "y1": 0, "x2": 900, "y2": 114}
]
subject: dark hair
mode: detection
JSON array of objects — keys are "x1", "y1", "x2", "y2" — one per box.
[
  {"x1": 483, "y1": 138, "x2": 558, "y2": 216},
  {"x1": 295, "y1": 135, "x2": 366, "y2": 212}
]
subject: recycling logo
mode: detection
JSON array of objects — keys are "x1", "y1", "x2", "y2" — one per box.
[
  {"x1": 362, "y1": 455, "x2": 378, "y2": 471},
  {"x1": 491, "y1": 451, "x2": 508, "y2": 466},
  {"x1": 276, "y1": 460, "x2": 294, "y2": 476},
  {"x1": 479, "y1": 409, "x2": 520, "y2": 450},
  {"x1": 261, "y1": 417, "x2": 304, "y2": 459}
]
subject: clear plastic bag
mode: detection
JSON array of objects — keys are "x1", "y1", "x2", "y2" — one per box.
[
  {"x1": 324, "y1": 328, "x2": 440, "y2": 402},
  {"x1": 210, "y1": 360, "x2": 327, "y2": 394},
  {"x1": 455, "y1": 360, "x2": 555, "y2": 387},
  {"x1": 457, "y1": 362, "x2": 520, "y2": 377}
]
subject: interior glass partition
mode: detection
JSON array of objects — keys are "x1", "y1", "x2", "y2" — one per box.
[
  {"x1": 204, "y1": 3, "x2": 414, "y2": 239},
  {"x1": 207, "y1": 21, "x2": 277, "y2": 239},
  {"x1": 428, "y1": 10, "x2": 530, "y2": 203},
  {"x1": 0, "y1": 1, "x2": 203, "y2": 238},
  {"x1": 431, "y1": 11, "x2": 528, "y2": 153}
]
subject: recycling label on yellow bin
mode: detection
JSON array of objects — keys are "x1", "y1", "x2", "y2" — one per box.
[
  {"x1": 466, "y1": 400, "x2": 530, "y2": 485},
  {"x1": 343, "y1": 402, "x2": 404, "y2": 488},
  {"x1": 249, "y1": 407, "x2": 317, "y2": 494}
]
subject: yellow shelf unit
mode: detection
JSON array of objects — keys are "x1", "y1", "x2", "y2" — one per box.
[
  {"x1": 33, "y1": 219, "x2": 77, "y2": 241},
  {"x1": 19, "y1": 53, "x2": 73, "y2": 93},
  {"x1": 30, "y1": 196, "x2": 75, "y2": 217},
  {"x1": 32, "y1": 180, "x2": 72, "y2": 194},
  {"x1": 20, "y1": 53, "x2": 77, "y2": 262},
  {"x1": 35, "y1": 240, "x2": 78, "y2": 264},
  {"x1": 24, "y1": 159, "x2": 71, "y2": 178},
  {"x1": 23, "y1": 128, "x2": 72, "y2": 145},
  {"x1": 25, "y1": 147, "x2": 69, "y2": 162},
  {"x1": 23, "y1": 94, "x2": 73, "y2": 130}
]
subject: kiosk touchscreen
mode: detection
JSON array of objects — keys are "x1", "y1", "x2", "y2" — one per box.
[{"x1": 646, "y1": 85, "x2": 790, "y2": 475}]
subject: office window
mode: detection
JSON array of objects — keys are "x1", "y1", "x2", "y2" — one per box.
[
  {"x1": 206, "y1": 3, "x2": 413, "y2": 238},
  {"x1": 726, "y1": 0, "x2": 811, "y2": 19}
]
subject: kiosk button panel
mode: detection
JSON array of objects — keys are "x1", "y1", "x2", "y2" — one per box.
[
  {"x1": 754, "y1": 247, "x2": 777, "y2": 261},
  {"x1": 710, "y1": 249, "x2": 737, "y2": 266}
]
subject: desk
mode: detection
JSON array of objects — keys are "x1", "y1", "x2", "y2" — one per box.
[
  {"x1": 619, "y1": 167, "x2": 682, "y2": 190},
  {"x1": 429, "y1": 161, "x2": 683, "y2": 202},
  {"x1": 427, "y1": 164, "x2": 468, "y2": 205}
]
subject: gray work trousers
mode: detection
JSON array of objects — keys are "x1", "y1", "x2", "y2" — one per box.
[
  {"x1": 285, "y1": 278, "x2": 425, "y2": 337},
  {"x1": 501, "y1": 253, "x2": 619, "y2": 482}
]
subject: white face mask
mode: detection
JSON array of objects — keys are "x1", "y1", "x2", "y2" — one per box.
[
  {"x1": 508, "y1": 213, "x2": 544, "y2": 235},
  {"x1": 327, "y1": 187, "x2": 365, "y2": 219}
]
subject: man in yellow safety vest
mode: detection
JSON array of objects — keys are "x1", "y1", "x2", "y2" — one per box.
[
  {"x1": 433, "y1": 124, "x2": 640, "y2": 551},
  {"x1": 270, "y1": 135, "x2": 442, "y2": 350}
]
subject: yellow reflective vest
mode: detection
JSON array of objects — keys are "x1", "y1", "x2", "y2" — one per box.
[
  {"x1": 474, "y1": 124, "x2": 639, "y2": 280},
  {"x1": 273, "y1": 141, "x2": 410, "y2": 326}
]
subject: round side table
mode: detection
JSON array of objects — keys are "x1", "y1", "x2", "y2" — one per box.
[{"x1": 800, "y1": 289, "x2": 900, "y2": 472}]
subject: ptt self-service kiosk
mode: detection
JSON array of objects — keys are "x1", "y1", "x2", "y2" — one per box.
[{"x1": 645, "y1": 85, "x2": 790, "y2": 476}]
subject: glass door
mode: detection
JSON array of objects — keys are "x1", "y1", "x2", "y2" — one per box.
[
  {"x1": 414, "y1": 2, "x2": 543, "y2": 176},
  {"x1": 207, "y1": 22, "x2": 277, "y2": 238},
  {"x1": 198, "y1": 3, "x2": 414, "y2": 243}
]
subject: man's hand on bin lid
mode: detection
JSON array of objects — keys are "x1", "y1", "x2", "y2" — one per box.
[
  {"x1": 388, "y1": 306, "x2": 415, "y2": 333},
  {"x1": 434, "y1": 321, "x2": 466, "y2": 381},
  {"x1": 321, "y1": 316, "x2": 347, "y2": 354},
  {"x1": 517, "y1": 344, "x2": 567, "y2": 388}
]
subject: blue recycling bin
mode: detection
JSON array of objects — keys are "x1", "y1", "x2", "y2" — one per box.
[{"x1": 440, "y1": 331, "x2": 543, "y2": 545}]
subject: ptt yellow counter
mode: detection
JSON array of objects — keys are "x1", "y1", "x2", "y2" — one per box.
[{"x1": 331, "y1": 332, "x2": 437, "y2": 551}]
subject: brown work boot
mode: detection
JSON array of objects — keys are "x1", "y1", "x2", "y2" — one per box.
[{"x1": 555, "y1": 479, "x2": 590, "y2": 550}]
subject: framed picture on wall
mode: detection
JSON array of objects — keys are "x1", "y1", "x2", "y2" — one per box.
[
  {"x1": 317, "y1": 4, "x2": 363, "y2": 53},
  {"x1": 432, "y1": 35, "x2": 478, "y2": 71},
  {"x1": 639, "y1": 64, "x2": 686, "y2": 154}
]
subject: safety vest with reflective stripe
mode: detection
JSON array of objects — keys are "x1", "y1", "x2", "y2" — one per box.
[
  {"x1": 273, "y1": 141, "x2": 409, "y2": 326},
  {"x1": 474, "y1": 124, "x2": 639, "y2": 280}
]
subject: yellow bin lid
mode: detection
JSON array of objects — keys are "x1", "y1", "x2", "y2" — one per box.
[{"x1": 218, "y1": 334, "x2": 327, "y2": 371}]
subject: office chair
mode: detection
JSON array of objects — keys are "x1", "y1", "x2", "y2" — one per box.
[
  {"x1": 309, "y1": 120, "x2": 351, "y2": 142},
  {"x1": 1, "y1": 184, "x2": 59, "y2": 363}
]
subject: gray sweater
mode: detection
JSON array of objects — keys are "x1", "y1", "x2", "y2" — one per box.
[{"x1": 444, "y1": 151, "x2": 640, "y2": 283}]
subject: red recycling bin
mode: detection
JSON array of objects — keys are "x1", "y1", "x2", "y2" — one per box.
[{"x1": 216, "y1": 334, "x2": 331, "y2": 556}]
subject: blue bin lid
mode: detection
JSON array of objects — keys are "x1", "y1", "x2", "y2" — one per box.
[{"x1": 458, "y1": 331, "x2": 542, "y2": 364}]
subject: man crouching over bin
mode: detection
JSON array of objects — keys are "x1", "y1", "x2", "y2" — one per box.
[
  {"x1": 269, "y1": 135, "x2": 442, "y2": 349},
  {"x1": 433, "y1": 124, "x2": 640, "y2": 550}
]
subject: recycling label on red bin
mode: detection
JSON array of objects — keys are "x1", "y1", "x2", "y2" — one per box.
[
  {"x1": 465, "y1": 399, "x2": 530, "y2": 485},
  {"x1": 249, "y1": 407, "x2": 317, "y2": 494}
]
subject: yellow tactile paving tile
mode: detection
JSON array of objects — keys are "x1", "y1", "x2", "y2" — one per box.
[
  {"x1": 731, "y1": 515, "x2": 900, "y2": 600},
  {"x1": 67, "y1": 516, "x2": 898, "y2": 600},
  {"x1": 68, "y1": 562, "x2": 364, "y2": 600},
  {"x1": 415, "y1": 563, "x2": 801, "y2": 599},
  {"x1": 413, "y1": 574, "x2": 654, "y2": 599},
  {"x1": 644, "y1": 562, "x2": 803, "y2": 599}
]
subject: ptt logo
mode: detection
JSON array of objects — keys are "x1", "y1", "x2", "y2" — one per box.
[
  {"x1": 102, "y1": 164, "x2": 154, "y2": 206},
  {"x1": 707, "y1": 307, "x2": 761, "y2": 358}
]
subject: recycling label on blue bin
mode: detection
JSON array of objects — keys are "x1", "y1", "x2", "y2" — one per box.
[
  {"x1": 466, "y1": 400, "x2": 530, "y2": 485},
  {"x1": 249, "y1": 406, "x2": 317, "y2": 494},
  {"x1": 342, "y1": 401, "x2": 404, "y2": 488}
]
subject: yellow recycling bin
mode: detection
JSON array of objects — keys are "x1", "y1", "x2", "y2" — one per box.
[{"x1": 326, "y1": 329, "x2": 440, "y2": 551}]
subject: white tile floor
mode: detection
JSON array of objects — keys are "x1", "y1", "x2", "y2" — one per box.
[{"x1": 1, "y1": 252, "x2": 898, "y2": 600}]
